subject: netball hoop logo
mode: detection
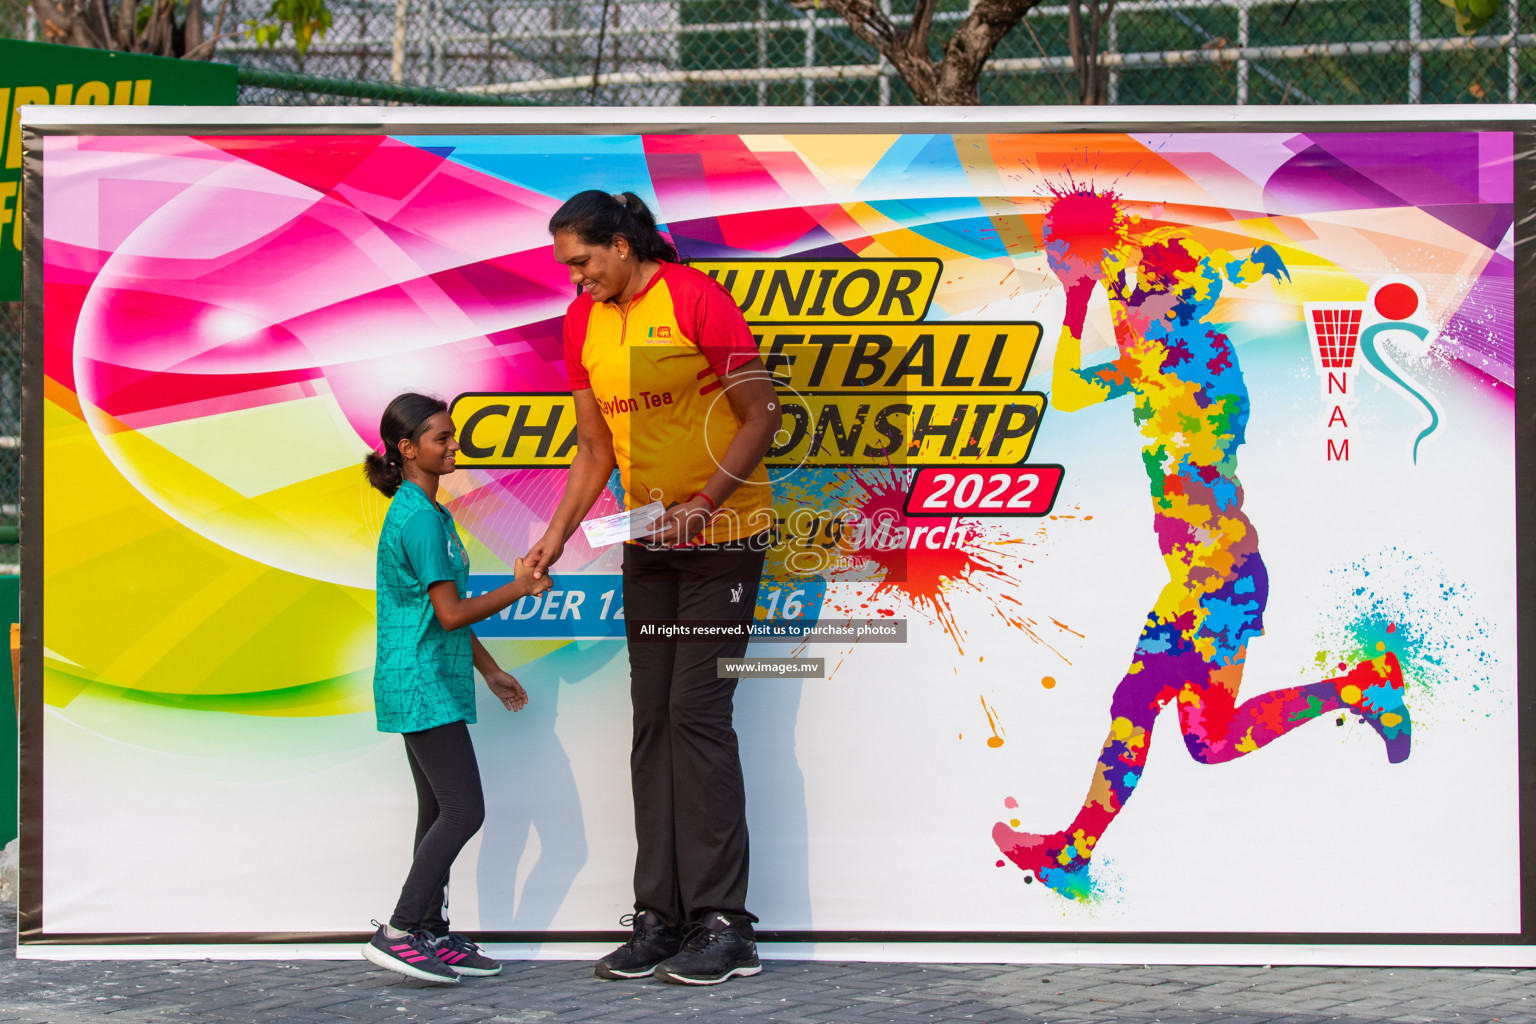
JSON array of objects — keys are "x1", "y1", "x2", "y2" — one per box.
[{"x1": 1305, "y1": 277, "x2": 1440, "y2": 465}]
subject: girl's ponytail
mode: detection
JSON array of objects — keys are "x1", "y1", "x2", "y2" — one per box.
[
  {"x1": 364, "y1": 448, "x2": 405, "y2": 497},
  {"x1": 549, "y1": 189, "x2": 682, "y2": 264},
  {"x1": 364, "y1": 393, "x2": 448, "y2": 498}
]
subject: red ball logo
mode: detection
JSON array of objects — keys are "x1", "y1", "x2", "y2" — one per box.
[{"x1": 1373, "y1": 282, "x2": 1419, "y2": 321}]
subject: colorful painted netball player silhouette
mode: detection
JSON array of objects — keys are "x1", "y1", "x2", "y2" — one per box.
[{"x1": 992, "y1": 188, "x2": 1411, "y2": 901}]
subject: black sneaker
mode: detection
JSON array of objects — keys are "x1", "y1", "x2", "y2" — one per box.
[
  {"x1": 431, "y1": 931, "x2": 502, "y2": 976},
  {"x1": 361, "y1": 921, "x2": 460, "y2": 984},
  {"x1": 653, "y1": 912, "x2": 762, "y2": 986},
  {"x1": 594, "y1": 910, "x2": 682, "y2": 979}
]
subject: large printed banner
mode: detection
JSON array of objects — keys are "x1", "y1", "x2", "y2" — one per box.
[{"x1": 25, "y1": 111, "x2": 1527, "y2": 953}]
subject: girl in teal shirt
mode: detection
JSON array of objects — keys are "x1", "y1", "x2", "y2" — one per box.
[{"x1": 361, "y1": 393, "x2": 551, "y2": 985}]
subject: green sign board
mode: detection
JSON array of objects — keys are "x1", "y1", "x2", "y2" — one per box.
[{"x1": 1, "y1": 39, "x2": 237, "y2": 301}]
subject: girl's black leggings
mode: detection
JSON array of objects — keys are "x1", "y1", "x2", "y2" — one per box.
[{"x1": 389, "y1": 719, "x2": 485, "y2": 935}]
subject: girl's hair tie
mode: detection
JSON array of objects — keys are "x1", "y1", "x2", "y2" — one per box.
[{"x1": 611, "y1": 192, "x2": 628, "y2": 206}]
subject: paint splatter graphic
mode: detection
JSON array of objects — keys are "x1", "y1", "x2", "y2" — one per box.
[
  {"x1": 993, "y1": 186, "x2": 1413, "y2": 902},
  {"x1": 980, "y1": 694, "x2": 1006, "y2": 748},
  {"x1": 1312, "y1": 546, "x2": 1497, "y2": 715},
  {"x1": 817, "y1": 468, "x2": 1074, "y2": 658}
]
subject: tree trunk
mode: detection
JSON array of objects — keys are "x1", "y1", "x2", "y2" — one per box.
[
  {"x1": 115, "y1": 0, "x2": 134, "y2": 49},
  {"x1": 1067, "y1": 0, "x2": 1113, "y2": 104},
  {"x1": 36, "y1": 0, "x2": 232, "y2": 59},
  {"x1": 804, "y1": 0, "x2": 1043, "y2": 106},
  {"x1": 938, "y1": 0, "x2": 1044, "y2": 104},
  {"x1": 184, "y1": 0, "x2": 206, "y2": 59},
  {"x1": 32, "y1": 0, "x2": 107, "y2": 47}
]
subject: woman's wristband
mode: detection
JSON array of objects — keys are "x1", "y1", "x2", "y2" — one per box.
[{"x1": 693, "y1": 491, "x2": 718, "y2": 513}]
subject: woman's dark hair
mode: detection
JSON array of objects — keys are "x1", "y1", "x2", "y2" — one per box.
[
  {"x1": 548, "y1": 190, "x2": 681, "y2": 264},
  {"x1": 364, "y1": 392, "x2": 448, "y2": 497}
]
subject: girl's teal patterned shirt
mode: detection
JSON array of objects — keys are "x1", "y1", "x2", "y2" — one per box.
[{"x1": 373, "y1": 480, "x2": 475, "y2": 733}]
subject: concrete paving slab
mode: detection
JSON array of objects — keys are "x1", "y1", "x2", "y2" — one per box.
[{"x1": 7, "y1": 905, "x2": 1536, "y2": 1023}]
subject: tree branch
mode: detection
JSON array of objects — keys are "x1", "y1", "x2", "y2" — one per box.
[
  {"x1": 184, "y1": 0, "x2": 205, "y2": 58},
  {"x1": 1086, "y1": 0, "x2": 1115, "y2": 103},
  {"x1": 182, "y1": 26, "x2": 236, "y2": 60},
  {"x1": 1065, "y1": 0, "x2": 1114, "y2": 104},
  {"x1": 907, "y1": 0, "x2": 937, "y2": 63},
  {"x1": 116, "y1": 0, "x2": 133, "y2": 49},
  {"x1": 782, "y1": 0, "x2": 1050, "y2": 103},
  {"x1": 182, "y1": 0, "x2": 230, "y2": 59},
  {"x1": 800, "y1": 0, "x2": 942, "y2": 100},
  {"x1": 1067, "y1": 0, "x2": 1086, "y2": 102},
  {"x1": 52, "y1": 0, "x2": 114, "y2": 45},
  {"x1": 91, "y1": 0, "x2": 113, "y2": 49},
  {"x1": 143, "y1": 0, "x2": 171, "y2": 56},
  {"x1": 807, "y1": 0, "x2": 899, "y2": 55},
  {"x1": 937, "y1": 0, "x2": 1044, "y2": 103}
]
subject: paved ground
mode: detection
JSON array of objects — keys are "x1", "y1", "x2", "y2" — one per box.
[{"x1": 1, "y1": 908, "x2": 1533, "y2": 1024}]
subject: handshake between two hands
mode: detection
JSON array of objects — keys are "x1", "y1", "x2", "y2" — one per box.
[{"x1": 514, "y1": 555, "x2": 554, "y2": 597}]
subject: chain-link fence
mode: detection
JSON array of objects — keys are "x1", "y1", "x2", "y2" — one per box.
[
  {"x1": 215, "y1": 0, "x2": 1534, "y2": 106},
  {"x1": 5, "y1": 0, "x2": 1530, "y2": 105}
]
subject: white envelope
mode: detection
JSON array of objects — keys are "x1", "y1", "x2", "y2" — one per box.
[{"x1": 579, "y1": 501, "x2": 666, "y2": 547}]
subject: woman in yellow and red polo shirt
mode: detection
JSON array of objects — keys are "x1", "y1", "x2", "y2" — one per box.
[{"x1": 524, "y1": 190, "x2": 780, "y2": 987}]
